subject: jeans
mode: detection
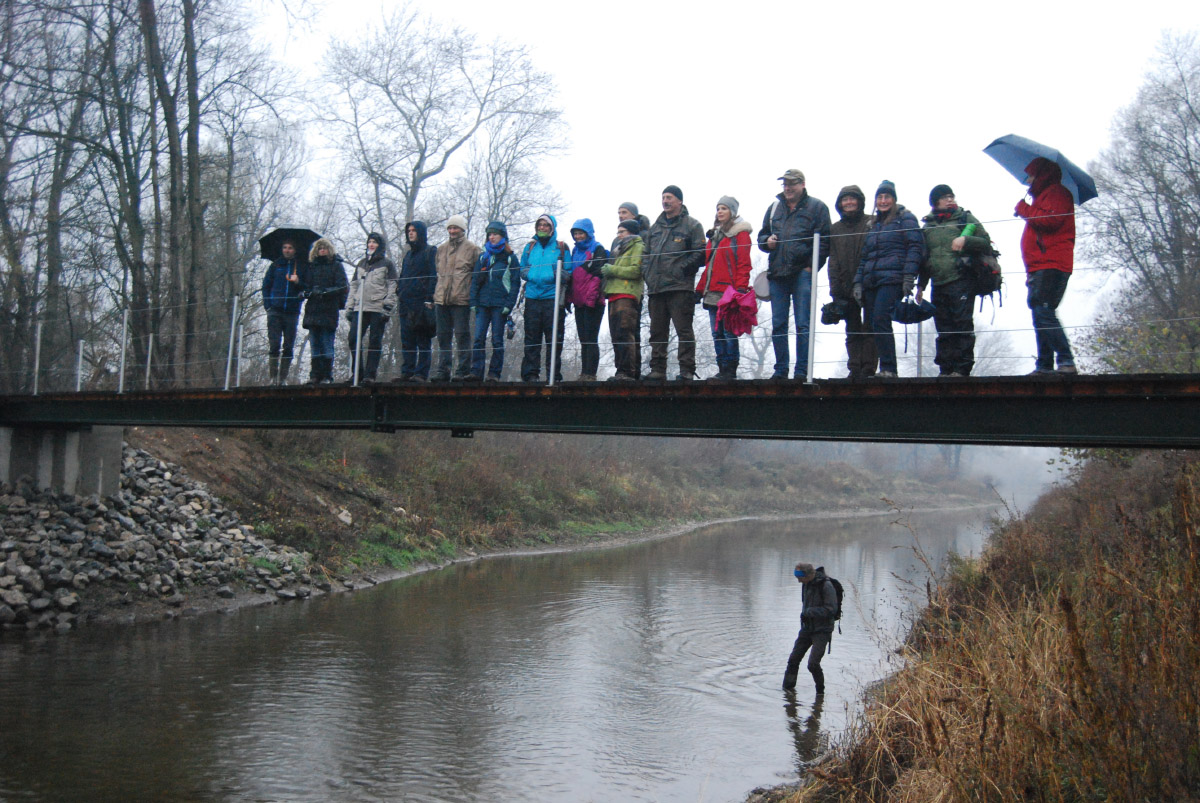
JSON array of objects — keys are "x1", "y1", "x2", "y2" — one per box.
[
  {"x1": 608, "y1": 297, "x2": 641, "y2": 378},
  {"x1": 647, "y1": 290, "x2": 696, "y2": 377},
  {"x1": 307, "y1": 327, "x2": 336, "y2": 381},
  {"x1": 574, "y1": 303, "x2": 605, "y2": 377},
  {"x1": 708, "y1": 307, "x2": 740, "y2": 369},
  {"x1": 399, "y1": 311, "x2": 433, "y2": 379},
  {"x1": 864, "y1": 282, "x2": 903, "y2": 374},
  {"x1": 522, "y1": 297, "x2": 566, "y2": 381},
  {"x1": 1026, "y1": 269, "x2": 1074, "y2": 370},
  {"x1": 932, "y1": 278, "x2": 976, "y2": 375},
  {"x1": 472, "y1": 306, "x2": 508, "y2": 379},
  {"x1": 346, "y1": 310, "x2": 388, "y2": 381},
  {"x1": 769, "y1": 270, "x2": 814, "y2": 377},
  {"x1": 841, "y1": 298, "x2": 876, "y2": 378},
  {"x1": 433, "y1": 304, "x2": 472, "y2": 379},
  {"x1": 266, "y1": 310, "x2": 299, "y2": 365}
]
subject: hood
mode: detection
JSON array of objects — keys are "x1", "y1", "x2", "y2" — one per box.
[
  {"x1": 405, "y1": 221, "x2": 428, "y2": 250},
  {"x1": 534, "y1": 213, "x2": 558, "y2": 242},
  {"x1": 1025, "y1": 157, "x2": 1063, "y2": 196},
  {"x1": 485, "y1": 220, "x2": 509, "y2": 239},
  {"x1": 835, "y1": 185, "x2": 867, "y2": 218},
  {"x1": 716, "y1": 217, "x2": 754, "y2": 238},
  {"x1": 309, "y1": 237, "x2": 336, "y2": 263},
  {"x1": 366, "y1": 231, "x2": 387, "y2": 258},
  {"x1": 569, "y1": 218, "x2": 595, "y2": 239}
]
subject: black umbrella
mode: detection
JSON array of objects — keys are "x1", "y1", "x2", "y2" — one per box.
[{"x1": 258, "y1": 226, "x2": 321, "y2": 262}]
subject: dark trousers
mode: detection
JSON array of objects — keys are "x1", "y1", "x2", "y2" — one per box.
[
  {"x1": 864, "y1": 283, "x2": 903, "y2": 374},
  {"x1": 266, "y1": 310, "x2": 299, "y2": 375},
  {"x1": 472, "y1": 306, "x2": 507, "y2": 379},
  {"x1": 932, "y1": 278, "x2": 976, "y2": 376},
  {"x1": 434, "y1": 304, "x2": 472, "y2": 379},
  {"x1": 347, "y1": 310, "x2": 388, "y2": 381},
  {"x1": 784, "y1": 628, "x2": 831, "y2": 691},
  {"x1": 647, "y1": 290, "x2": 695, "y2": 377},
  {"x1": 608, "y1": 297, "x2": 641, "y2": 379},
  {"x1": 842, "y1": 298, "x2": 876, "y2": 378},
  {"x1": 522, "y1": 297, "x2": 566, "y2": 381},
  {"x1": 399, "y1": 312, "x2": 433, "y2": 379},
  {"x1": 307, "y1": 327, "x2": 336, "y2": 381},
  {"x1": 574, "y1": 303, "x2": 605, "y2": 377},
  {"x1": 1027, "y1": 269, "x2": 1075, "y2": 370}
]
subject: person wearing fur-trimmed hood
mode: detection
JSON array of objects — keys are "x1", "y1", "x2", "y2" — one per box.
[
  {"x1": 346, "y1": 231, "x2": 397, "y2": 383},
  {"x1": 697, "y1": 196, "x2": 753, "y2": 380},
  {"x1": 298, "y1": 238, "x2": 348, "y2": 384}
]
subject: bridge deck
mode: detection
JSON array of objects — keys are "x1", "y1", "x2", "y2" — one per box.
[{"x1": 3, "y1": 374, "x2": 1199, "y2": 448}]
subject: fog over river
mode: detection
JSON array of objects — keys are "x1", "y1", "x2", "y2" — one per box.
[{"x1": 0, "y1": 510, "x2": 991, "y2": 801}]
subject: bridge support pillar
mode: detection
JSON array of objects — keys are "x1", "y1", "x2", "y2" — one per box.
[{"x1": 0, "y1": 425, "x2": 122, "y2": 498}]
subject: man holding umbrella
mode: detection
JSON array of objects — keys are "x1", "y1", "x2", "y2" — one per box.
[
  {"x1": 1016, "y1": 157, "x2": 1077, "y2": 375},
  {"x1": 259, "y1": 228, "x2": 321, "y2": 386}
]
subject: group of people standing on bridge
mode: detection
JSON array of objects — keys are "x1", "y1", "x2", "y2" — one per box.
[{"x1": 260, "y1": 159, "x2": 1078, "y2": 384}]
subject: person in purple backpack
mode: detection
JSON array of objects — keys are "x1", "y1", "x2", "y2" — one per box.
[{"x1": 568, "y1": 219, "x2": 609, "y2": 381}]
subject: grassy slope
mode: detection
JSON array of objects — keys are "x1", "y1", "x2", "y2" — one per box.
[
  {"x1": 125, "y1": 427, "x2": 988, "y2": 577},
  {"x1": 787, "y1": 450, "x2": 1200, "y2": 801}
]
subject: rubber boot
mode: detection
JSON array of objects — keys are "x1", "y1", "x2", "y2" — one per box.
[
  {"x1": 782, "y1": 672, "x2": 798, "y2": 691},
  {"x1": 811, "y1": 667, "x2": 825, "y2": 696}
]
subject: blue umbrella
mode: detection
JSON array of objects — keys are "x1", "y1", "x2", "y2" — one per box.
[{"x1": 983, "y1": 134, "x2": 1098, "y2": 204}]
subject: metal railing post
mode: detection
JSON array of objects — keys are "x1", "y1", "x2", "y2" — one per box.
[
  {"x1": 550, "y1": 256, "x2": 562, "y2": 386},
  {"x1": 236, "y1": 325, "x2": 244, "y2": 387},
  {"x1": 353, "y1": 275, "x2": 365, "y2": 387},
  {"x1": 118, "y1": 310, "x2": 129, "y2": 394},
  {"x1": 224, "y1": 296, "x2": 239, "y2": 391},
  {"x1": 32, "y1": 320, "x2": 42, "y2": 395},
  {"x1": 76, "y1": 339, "x2": 84, "y2": 392},
  {"x1": 916, "y1": 320, "x2": 924, "y2": 378},
  {"x1": 805, "y1": 233, "x2": 821, "y2": 384},
  {"x1": 145, "y1": 333, "x2": 154, "y2": 390}
]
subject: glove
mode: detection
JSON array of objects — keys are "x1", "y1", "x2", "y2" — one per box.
[
  {"x1": 852, "y1": 283, "x2": 863, "y2": 304},
  {"x1": 502, "y1": 307, "x2": 510, "y2": 316},
  {"x1": 902, "y1": 275, "x2": 915, "y2": 296}
]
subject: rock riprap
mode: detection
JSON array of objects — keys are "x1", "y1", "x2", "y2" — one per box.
[{"x1": 0, "y1": 446, "x2": 320, "y2": 635}]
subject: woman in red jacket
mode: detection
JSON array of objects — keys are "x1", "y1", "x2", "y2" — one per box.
[
  {"x1": 697, "y1": 196, "x2": 753, "y2": 379},
  {"x1": 1017, "y1": 157, "x2": 1077, "y2": 375}
]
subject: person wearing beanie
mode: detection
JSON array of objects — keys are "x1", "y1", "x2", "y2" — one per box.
[
  {"x1": 852, "y1": 181, "x2": 924, "y2": 377},
  {"x1": 1016, "y1": 157, "x2": 1077, "y2": 375},
  {"x1": 603, "y1": 218, "x2": 646, "y2": 380},
  {"x1": 469, "y1": 221, "x2": 521, "y2": 381},
  {"x1": 431, "y1": 215, "x2": 481, "y2": 381},
  {"x1": 567, "y1": 219, "x2": 609, "y2": 381},
  {"x1": 828, "y1": 185, "x2": 877, "y2": 379},
  {"x1": 758, "y1": 168, "x2": 831, "y2": 379},
  {"x1": 643, "y1": 185, "x2": 706, "y2": 380},
  {"x1": 919, "y1": 185, "x2": 992, "y2": 377},
  {"x1": 616, "y1": 202, "x2": 652, "y2": 251},
  {"x1": 696, "y1": 197, "x2": 753, "y2": 380},
  {"x1": 782, "y1": 561, "x2": 838, "y2": 695},
  {"x1": 345, "y1": 231, "x2": 397, "y2": 384},
  {"x1": 395, "y1": 222, "x2": 438, "y2": 381},
  {"x1": 297, "y1": 238, "x2": 348, "y2": 384},
  {"x1": 519, "y1": 213, "x2": 571, "y2": 382}
]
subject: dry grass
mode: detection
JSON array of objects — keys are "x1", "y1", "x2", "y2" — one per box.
[{"x1": 791, "y1": 451, "x2": 1200, "y2": 802}]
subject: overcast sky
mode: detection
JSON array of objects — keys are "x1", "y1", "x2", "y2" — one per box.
[{"x1": 263, "y1": 0, "x2": 1200, "y2": 376}]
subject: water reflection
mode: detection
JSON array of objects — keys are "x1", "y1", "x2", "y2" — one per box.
[{"x1": 0, "y1": 509, "x2": 991, "y2": 802}]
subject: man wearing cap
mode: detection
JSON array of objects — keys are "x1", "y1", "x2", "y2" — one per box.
[
  {"x1": 615, "y1": 202, "x2": 652, "y2": 252},
  {"x1": 431, "y1": 214, "x2": 482, "y2": 381},
  {"x1": 758, "y1": 169, "x2": 831, "y2": 379},
  {"x1": 643, "y1": 185, "x2": 706, "y2": 380},
  {"x1": 783, "y1": 562, "x2": 838, "y2": 695}
]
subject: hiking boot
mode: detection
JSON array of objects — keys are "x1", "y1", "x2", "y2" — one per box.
[
  {"x1": 609, "y1": 373, "x2": 634, "y2": 382},
  {"x1": 578, "y1": 374, "x2": 596, "y2": 382},
  {"x1": 464, "y1": 374, "x2": 483, "y2": 382},
  {"x1": 410, "y1": 375, "x2": 428, "y2": 383},
  {"x1": 675, "y1": 373, "x2": 694, "y2": 382},
  {"x1": 876, "y1": 370, "x2": 898, "y2": 377},
  {"x1": 645, "y1": 371, "x2": 667, "y2": 381},
  {"x1": 1057, "y1": 364, "x2": 1078, "y2": 375},
  {"x1": 1028, "y1": 368, "x2": 1055, "y2": 376},
  {"x1": 770, "y1": 371, "x2": 788, "y2": 380},
  {"x1": 485, "y1": 375, "x2": 500, "y2": 383},
  {"x1": 429, "y1": 373, "x2": 450, "y2": 382}
]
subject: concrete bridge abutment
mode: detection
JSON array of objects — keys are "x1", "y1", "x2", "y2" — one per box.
[{"x1": 0, "y1": 425, "x2": 122, "y2": 498}]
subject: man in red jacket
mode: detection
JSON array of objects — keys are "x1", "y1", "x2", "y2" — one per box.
[{"x1": 1017, "y1": 157, "x2": 1077, "y2": 375}]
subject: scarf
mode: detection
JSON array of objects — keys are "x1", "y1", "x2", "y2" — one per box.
[{"x1": 484, "y1": 237, "x2": 508, "y2": 258}]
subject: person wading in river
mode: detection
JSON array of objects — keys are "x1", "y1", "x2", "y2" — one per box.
[{"x1": 783, "y1": 562, "x2": 838, "y2": 695}]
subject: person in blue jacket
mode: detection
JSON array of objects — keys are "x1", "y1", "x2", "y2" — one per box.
[
  {"x1": 519, "y1": 213, "x2": 571, "y2": 382},
  {"x1": 853, "y1": 181, "x2": 925, "y2": 377},
  {"x1": 470, "y1": 221, "x2": 521, "y2": 381},
  {"x1": 261, "y1": 240, "x2": 305, "y2": 385}
]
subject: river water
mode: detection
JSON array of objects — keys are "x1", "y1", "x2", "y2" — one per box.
[{"x1": 0, "y1": 510, "x2": 990, "y2": 802}]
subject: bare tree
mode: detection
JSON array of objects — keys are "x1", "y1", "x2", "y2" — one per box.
[{"x1": 1082, "y1": 33, "x2": 1200, "y2": 373}]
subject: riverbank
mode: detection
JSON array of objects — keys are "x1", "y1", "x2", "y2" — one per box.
[{"x1": 762, "y1": 449, "x2": 1200, "y2": 801}]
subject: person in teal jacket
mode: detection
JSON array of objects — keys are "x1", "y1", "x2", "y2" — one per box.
[{"x1": 519, "y1": 214, "x2": 570, "y2": 382}]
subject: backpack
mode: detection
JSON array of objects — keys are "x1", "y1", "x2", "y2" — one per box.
[{"x1": 826, "y1": 575, "x2": 844, "y2": 622}]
